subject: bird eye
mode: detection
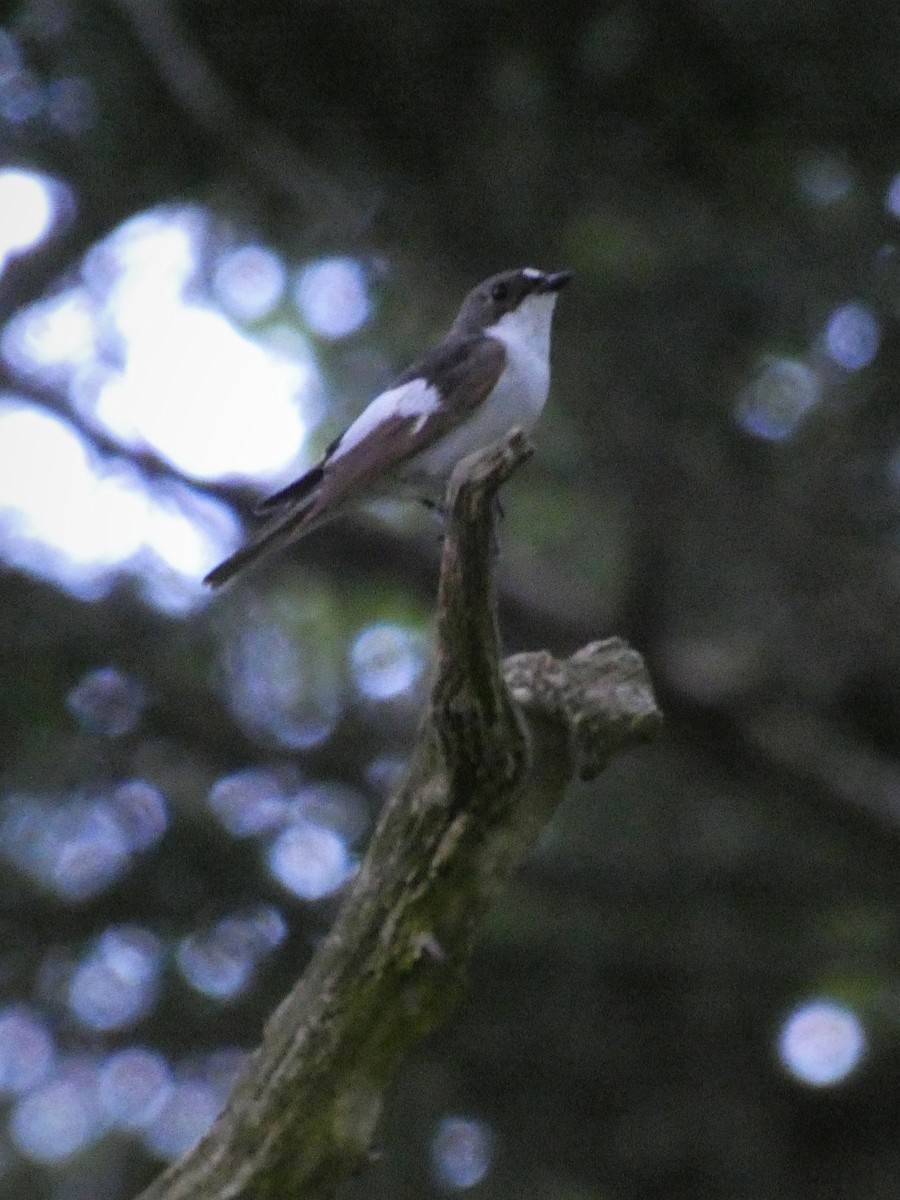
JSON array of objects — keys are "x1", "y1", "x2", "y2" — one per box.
[{"x1": 491, "y1": 282, "x2": 509, "y2": 302}]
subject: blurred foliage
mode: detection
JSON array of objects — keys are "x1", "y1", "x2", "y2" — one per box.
[{"x1": 2, "y1": 0, "x2": 900, "y2": 1197}]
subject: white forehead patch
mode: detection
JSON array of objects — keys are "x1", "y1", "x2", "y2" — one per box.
[
  {"x1": 331, "y1": 378, "x2": 440, "y2": 460},
  {"x1": 522, "y1": 267, "x2": 542, "y2": 280}
]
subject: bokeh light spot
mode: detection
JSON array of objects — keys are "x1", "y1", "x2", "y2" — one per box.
[
  {"x1": 222, "y1": 605, "x2": 342, "y2": 750},
  {"x1": 0, "y1": 1007, "x2": 55, "y2": 1095},
  {"x1": 214, "y1": 245, "x2": 286, "y2": 322},
  {"x1": 3, "y1": 287, "x2": 97, "y2": 379},
  {"x1": 72, "y1": 208, "x2": 319, "y2": 486},
  {"x1": 94, "y1": 304, "x2": 311, "y2": 480},
  {"x1": 0, "y1": 403, "x2": 142, "y2": 594},
  {"x1": 142, "y1": 1079, "x2": 221, "y2": 1161},
  {"x1": 431, "y1": 1115, "x2": 494, "y2": 1190},
  {"x1": 177, "y1": 908, "x2": 285, "y2": 1001},
  {"x1": 350, "y1": 622, "x2": 426, "y2": 700},
  {"x1": 177, "y1": 927, "x2": 254, "y2": 1001},
  {"x1": 0, "y1": 399, "x2": 238, "y2": 604},
  {"x1": 10, "y1": 1063, "x2": 104, "y2": 1163},
  {"x1": 885, "y1": 173, "x2": 900, "y2": 219},
  {"x1": 777, "y1": 998, "x2": 866, "y2": 1087},
  {"x1": 267, "y1": 822, "x2": 354, "y2": 900},
  {"x1": 294, "y1": 257, "x2": 371, "y2": 339},
  {"x1": 68, "y1": 926, "x2": 162, "y2": 1031},
  {"x1": 0, "y1": 69, "x2": 43, "y2": 123},
  {"x1": 288, "y1": 782, "x2": 370, "y2": 846},
  {"x1": 736, "y1": 358, "x2": 821, "y2": 441},
  {"x1": 0, "y1": 790, "x2": 136, "y2": 901},
  {"x1": 0, "y1": 203, "x2": 327, "y2": 604},
  {"x1": 98, "y1": 1048, "x2": 173, "y2": 1130},
  {"x1": 0, "y1": 168, "x2": 56, "y2": 261},
  {"x1": 824, "y1": 303, "x2": 880, "y2": 371},
  {"x1": 209, "y1": 768, "x2": 288, "y2": 836},
  {"x1": 67, "y1": 665, "x2": 146, "y2": 736},
  {"x1": 797, "y1": 156, "x2": 855, "y2": 206},
  {"x1": 113, "y1": 779, "x2": 168, "y2": 850}
]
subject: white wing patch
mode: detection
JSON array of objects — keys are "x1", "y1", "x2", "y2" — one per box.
[
  {"x1": 330, "y1": 377, "x2": 441, "y2": 461},
  {"x1": 522, "y1": 267, "x2": 542, "y2": 280}
]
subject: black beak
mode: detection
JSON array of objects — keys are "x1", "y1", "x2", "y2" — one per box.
[{"x1": 537, "y1": 270, "x2": 573, "y2": 293}]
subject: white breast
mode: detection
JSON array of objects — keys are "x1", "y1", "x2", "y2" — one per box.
[
  {"x1": 402, "y1": 291, "x2": 558, "y2": 488},
  {"x1": 484, "y1": 292, "x2": 556, "y2": 426}
]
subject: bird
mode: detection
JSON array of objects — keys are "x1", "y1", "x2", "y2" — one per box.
[{"x1": 204, "y1": 267, "x2": 572, "y2": 587}]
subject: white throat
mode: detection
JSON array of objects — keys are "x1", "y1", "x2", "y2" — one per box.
[
  {"x1": 485, "y1": 291, "x2": 558, "y2": 367},
  {"x1": 470, "y1": 289, "x2": 558, "y2": 442}
]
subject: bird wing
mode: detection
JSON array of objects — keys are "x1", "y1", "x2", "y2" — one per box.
[
  {"x1": 257, "y1": 335, "x2": 506, "y2": 513},
  {"x1": 204, "y1": 336, "x2": 505, "y2": 588}
]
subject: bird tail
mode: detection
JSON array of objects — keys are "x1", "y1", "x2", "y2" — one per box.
[
  {"x1": 203, "y1": 496, "x2": 326, "y2": 588},
  {"x1": 254, "y1": 464, "x2": 325, "y2": 514}
]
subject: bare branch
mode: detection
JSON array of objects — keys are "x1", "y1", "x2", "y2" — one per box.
[{"x1": 135, "y1": 430, "x2": 661, "y2": 1200}]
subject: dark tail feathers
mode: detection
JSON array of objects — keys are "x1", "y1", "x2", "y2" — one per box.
[
  {"x1": 254, "y1": 464, "x2": 324, "y2": 514},
  {"x1": 203, "y1": 497, "x2": 318, "y2": 588}
]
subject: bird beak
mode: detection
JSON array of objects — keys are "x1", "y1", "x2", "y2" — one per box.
[{"x1": 537, "y1": 270, "x2": 573, "y2": 293}]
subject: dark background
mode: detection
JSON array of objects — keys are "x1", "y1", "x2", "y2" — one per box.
[{"x1": 2, "y1": 0, "x2": 900, "y2": 1197}]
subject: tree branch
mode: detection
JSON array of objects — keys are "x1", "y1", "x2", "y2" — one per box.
[{"x1": 134, "y1": 429, "x2": 661, "y2": 1200}]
